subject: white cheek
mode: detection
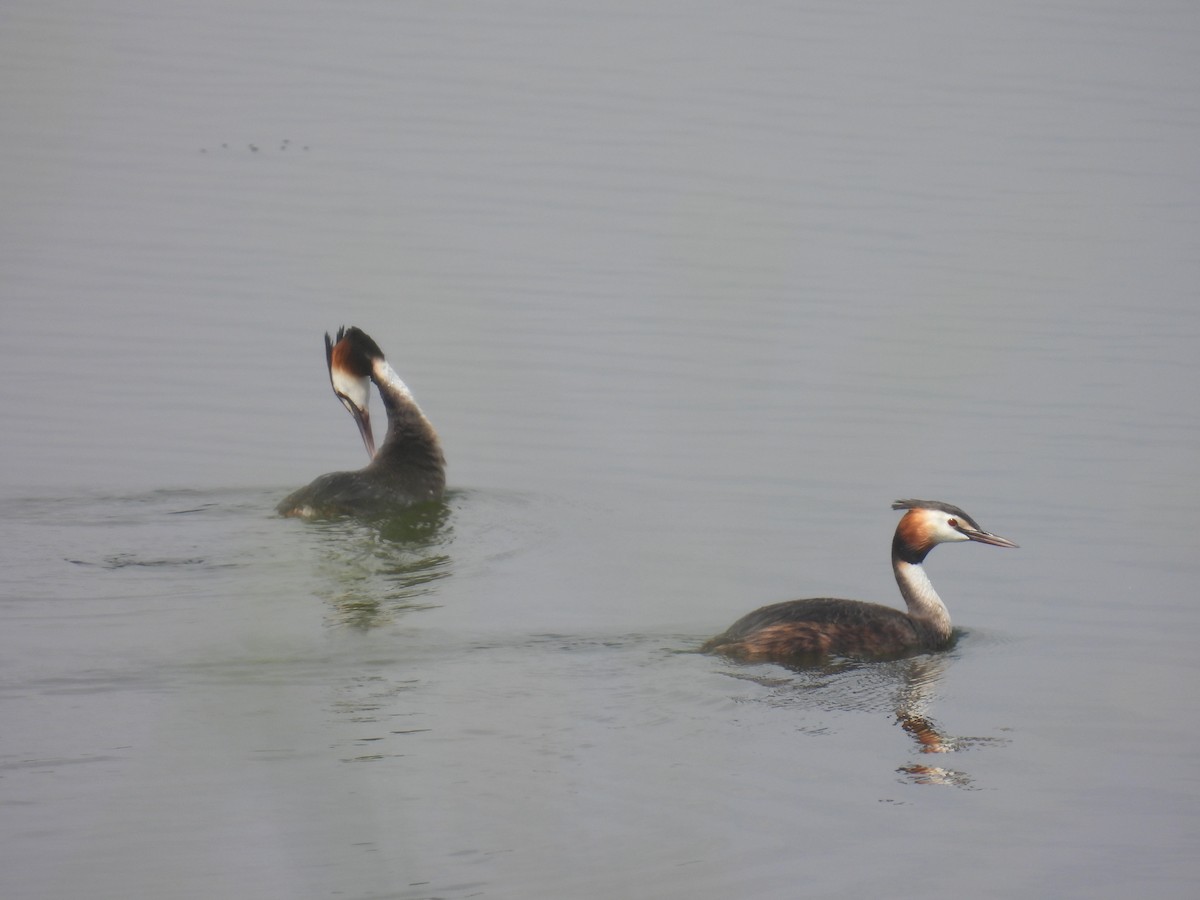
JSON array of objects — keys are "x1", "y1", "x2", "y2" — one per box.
[
  {"x1": 332, "y1": 371, "x2": 371, "y2": 411},
  {"x1": 930, "y1": 515, "x2": 969, "y2": 543}
]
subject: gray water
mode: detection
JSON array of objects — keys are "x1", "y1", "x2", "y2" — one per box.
[{"x1": 3, "y1": 1, "x2": 1199, "y2": 897}]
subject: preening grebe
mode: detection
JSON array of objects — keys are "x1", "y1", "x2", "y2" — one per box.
[
  {"x1": 277, "y1": 326, "x2": 446, "y2": 518},
  {"x1": 702, "y1": 500, "x2": 1017, "y2": 662}
]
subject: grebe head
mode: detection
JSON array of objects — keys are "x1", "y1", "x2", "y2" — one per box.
[
  {"x1": 891, "y1": 499, "x2": 1019, "y2": 561},
  {"x1": 325, "y1": 326, "x2": 385, "y2": 460}
]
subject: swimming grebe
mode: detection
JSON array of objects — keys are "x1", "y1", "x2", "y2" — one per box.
[
  {"x1": 277, "y1": 326, "x2": 446, "y2": 518},
  {"x1": 701, "y1": 500, "x2": 1017, "y2": 661}
]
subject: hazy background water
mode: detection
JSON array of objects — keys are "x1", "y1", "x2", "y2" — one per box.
[{"x1": 3, "y1": 1, "x2": 1199, "y2": 898}]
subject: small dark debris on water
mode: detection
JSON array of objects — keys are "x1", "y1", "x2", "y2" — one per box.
[
  {"x1": 199, "y1": 139, "x2": 312, "y2": 154},
  {"x1": 67, "y1": 555, "x2": 206, "y2": 570}
]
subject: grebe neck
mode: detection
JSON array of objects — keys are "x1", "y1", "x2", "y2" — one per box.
[
  {"x1": 369, "y1": 360, "x2": 445, "y2": 475},
  {"x1": 370, "y1": 360, "x2": 417, "y2": 412},
  {"x1": 892, "y1": 557, "x2": 952, "y2": 642}
]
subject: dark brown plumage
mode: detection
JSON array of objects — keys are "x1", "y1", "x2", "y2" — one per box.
[
  {"x1": 278, "y1": 327, "x2": 445, "y2": 518},
  {"x1": 702, "y1": 500, "x2": 1017, "y2": 662}
]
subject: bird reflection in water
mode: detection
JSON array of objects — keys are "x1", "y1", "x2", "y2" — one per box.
[
  {"x1": 310, "y1": 498, "x2": 454, "y2": 630},
  {"x1": 719, "y1": 651, "x2": 1007, "y2": 789},
  {"x1": 889, "y1": 654, "x2": 1009, "y2": 787}
]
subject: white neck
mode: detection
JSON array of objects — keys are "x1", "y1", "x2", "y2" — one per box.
[
  {"x1": 372, "y1": 360, "x2": 416, "y2": 406},
  {"x1": 893, "y1": 559, "x2": 951, "y2": 640}
]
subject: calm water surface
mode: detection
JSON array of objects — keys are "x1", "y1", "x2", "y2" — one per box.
[{"x1": 3, "y1": 1, "x2": 1199, "y2": 898}]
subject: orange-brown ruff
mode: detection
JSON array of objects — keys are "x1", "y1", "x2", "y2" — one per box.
[
  {"x1": 701, "y1": 500, "x2": 1017, "y2": 662},
  {"x1": 277, "y1": 326, "x2": 445, "y2": 518}
]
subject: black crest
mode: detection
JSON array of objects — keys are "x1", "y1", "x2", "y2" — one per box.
[{"x1": 891, "y1": 498, "x2": 982, "y2": 531}]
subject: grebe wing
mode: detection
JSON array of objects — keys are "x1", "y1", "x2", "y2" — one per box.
[{"x1": 714, "y1": 597, "x2": 913, "y2": 640}]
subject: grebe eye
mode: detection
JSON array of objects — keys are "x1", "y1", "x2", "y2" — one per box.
[{"x1": 947, "y1": 518, "x2": 958, "y2": 528}]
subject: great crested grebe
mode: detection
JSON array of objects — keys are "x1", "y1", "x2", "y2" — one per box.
[
  {"x1": 277, "y1": 326, "x2": 446, "y2": 518},
  {"x1": 701, "y1": 500, "x2": 1017, "y2": 662}
]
